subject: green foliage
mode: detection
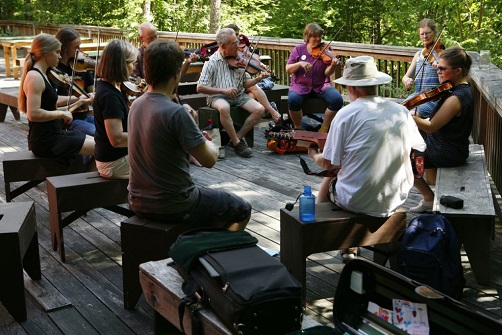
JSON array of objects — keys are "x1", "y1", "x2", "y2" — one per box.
[{"x1": 0, "y1": 0, "x2": 500, "y2": 67}]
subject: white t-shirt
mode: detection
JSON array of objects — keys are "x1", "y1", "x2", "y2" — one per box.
[{"x1": 322, "y1": 96, "x2": 426, "y2": 217}]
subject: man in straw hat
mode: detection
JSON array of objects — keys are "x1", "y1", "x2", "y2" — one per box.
[{"x1": 308, "y1": 56, "x2": 426, "y2": 262}]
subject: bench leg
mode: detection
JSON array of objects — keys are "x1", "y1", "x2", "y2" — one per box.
[
  {"x1": 0, "y1": 104, "x2": 8, "y2": 122},
  {"x1": 0, "y1": 244, "x2": 27, "y2": 321},
  {"x1": 154, "y1": 310, "x2": 178, "y2": 335},
  {"x1": 280, "y1": 218, "x2": 307, "y2": 305},
  {"x1": 451, "y1": 217, "x2": 492, "y2": 285},
  {"x1": 23, "y1": 232, "x2": 42, "y2": 280}
]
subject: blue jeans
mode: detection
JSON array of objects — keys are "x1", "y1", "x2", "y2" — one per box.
[
  {"x1": 288, "y1": 86, "x2": 343, "y2": 112},
  {"x1": 68, "y1": 116, "x2": 95, "y2": 136}
]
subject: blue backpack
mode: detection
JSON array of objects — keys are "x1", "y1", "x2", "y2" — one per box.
[{"x1": 397, "y1": 214, "x2": 465, "y2": 300}]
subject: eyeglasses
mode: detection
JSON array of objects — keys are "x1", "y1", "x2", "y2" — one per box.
[
  {"x1": 419, "y1": 31, "x2": 433, "y2": 36},
  {"x1": 437, "y1": 66, "x2": 456, "y2": 72},
  {"x1": 146, "y1": 34, "x2": 158, "y2": 43}
]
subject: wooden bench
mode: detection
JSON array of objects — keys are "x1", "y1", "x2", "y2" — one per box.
[
  {"x1": 2, "y1": 151, "x2": 86, "y2": 202},
  {"x1": 46, "y1": 172, "x2": 133, "y2": 262},
  {"x1": 432, "y1": 143, "x2": 496, "y2": 285},
  {"x1": 121, "y1": 215, "x2": 204, "y2": 309},
  {"x1": 198, "y1": 106, "x2": 255, "y2": 147},
  {"x1": 0, "y1": 201, "x2": 41, "y2": 322},
  {"x1": 280, "y1": 202, "x2": 407, "y2": 304},
  {"x1": 0, "y1": 86, "x2": 20, "y2": 121},
  {"x1": 140, "y1": 258, "x2": 321, "y2": 335},
  {"x1": 280, "y1": 96, "x2": 329, "y2": 116}
]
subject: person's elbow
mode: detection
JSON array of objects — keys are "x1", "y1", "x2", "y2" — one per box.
[
  {"x1": 108, "y1": 134, "x2": 127, "y2": 148},
  {"x1": 196, "y1": 84, "x2": 205, "y2": 93},
  {"x1": 190, "y1": 141, "x2": 218, "y2": 167}
]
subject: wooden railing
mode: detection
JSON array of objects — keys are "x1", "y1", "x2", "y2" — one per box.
[{"x1": 2, "y1": 21, "x2": 501, "y2": 201}]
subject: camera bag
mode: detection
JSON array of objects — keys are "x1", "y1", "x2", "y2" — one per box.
[{"x1": 170, "y1": 229, "x2": 303, "y2": 335}]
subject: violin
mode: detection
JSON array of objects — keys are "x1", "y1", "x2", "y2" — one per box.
[
  {"x1": 69, "y1": 51, "x2": 97, "y2": 73},
  {"x1": 48, "y1": 67, "x2": 90, "y2": 99},
  {"x1": 311, "y1": 43, "x2": 342, "y2": 66},
  {"x1": 226, "y1": 50, "x2": 278, "y2": 81},
  {"x1": 179, "y1": 45, "x2": 209, "y2": 62},
  {"x1": 422, "y1": 40, "x2": 445, "y2": 64},
  {"x1": 402, "y1": 81, "x2": 452, "y2": 110},
  {"x1": 121, "y1": 81, "x2": 145, "y2": 97}
]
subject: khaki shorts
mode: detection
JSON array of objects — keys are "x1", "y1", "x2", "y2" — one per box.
[{"x1": 96, "y1": 155, "x2": 130, "y2": 179}]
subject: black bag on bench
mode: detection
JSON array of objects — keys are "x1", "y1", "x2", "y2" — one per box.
[{"x1": 170, "y1": 229, "x2": 303, "y2": 335}]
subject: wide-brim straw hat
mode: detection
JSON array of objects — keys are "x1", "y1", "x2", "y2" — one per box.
[{"x1": 333, "y1": 56, "x2": 392, "y2": 86}]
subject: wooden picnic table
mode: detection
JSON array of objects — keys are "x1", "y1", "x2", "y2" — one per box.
[{"x1": 1, "y1": 37, "x2": 93, "y2": 79}]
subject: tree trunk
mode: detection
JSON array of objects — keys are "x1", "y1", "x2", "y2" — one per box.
[
  {"x1": 210, "y1": 0, "x2": 221, "y2": 34},
  {"x1": 144, "y1": 0, "x2": 152, "y2": 22}
]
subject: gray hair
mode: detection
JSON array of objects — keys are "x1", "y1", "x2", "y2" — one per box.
[{"x1": 216, "y1": 28, "x2": 236, "y2": 46}]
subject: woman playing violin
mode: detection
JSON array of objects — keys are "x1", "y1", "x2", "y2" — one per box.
[
  {"x1": 286, "y1": 23, "x2": 343, "y2": 133},
  {"x1": 92, "y1": 40, "x2": 138, "y2": 179},
  {"x1": 55, "y1": 27, "x2": 96, "y2": 136},
  {"x1": 410, "y1": 46, "x2": 474, "y2": 213},
  {"x1": 402, "y1": 19, "x2": 445, "y2": 119},
  {"x1": 18, "y1": 33, "x2": 94, "y2": 164},
  {"x1": 226, "y1": 24, "x2": 281, "y2": 124}
]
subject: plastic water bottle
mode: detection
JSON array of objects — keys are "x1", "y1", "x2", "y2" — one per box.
[{"x1": 299, "y1": 185, "x2": 315, "y2": 222}]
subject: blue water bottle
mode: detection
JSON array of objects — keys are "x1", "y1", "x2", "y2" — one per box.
[{"x1": 299, "y1": 185, "x2": 315, "y2": 222}]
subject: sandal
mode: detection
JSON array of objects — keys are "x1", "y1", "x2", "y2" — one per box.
[{"x1": 340, "y1": 247, "x2": 359, "y2": 264}]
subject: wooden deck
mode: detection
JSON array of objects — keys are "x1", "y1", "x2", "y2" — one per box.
[{"x1": 1, "y1": 50, "x2": 502, "y2": 333}]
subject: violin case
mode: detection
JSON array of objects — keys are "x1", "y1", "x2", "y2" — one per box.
[{"x1": 289, "y1": 258, "x2": 502, "y2": 335}]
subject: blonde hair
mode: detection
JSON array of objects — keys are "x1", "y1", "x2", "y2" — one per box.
[{"x1": 18, "y1": 33, "x2": 61, "y2": 113}]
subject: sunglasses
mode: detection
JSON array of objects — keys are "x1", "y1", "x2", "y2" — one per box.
[{"x1": 437, "y1": 66, "x2": 456, "y2": 72}]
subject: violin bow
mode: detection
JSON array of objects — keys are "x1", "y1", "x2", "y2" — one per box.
[
  {"x1": 238, "y1": 35, "x2": 262, "y2": 84},
  {"x1": 305, "y1": 24, "x2": 344, "y2": 77},
  {"x1": 66, "y1": 47, "x2": 81, "y2": 109},
  {"x1": 93, "y1": 29, "x2": 100, "y2": 90}
]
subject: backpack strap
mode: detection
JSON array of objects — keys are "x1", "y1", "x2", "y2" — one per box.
[{"x1": 178, "y1": 278, "x2": 204, "y2": 334}]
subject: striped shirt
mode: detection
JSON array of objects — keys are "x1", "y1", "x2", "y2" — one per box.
[
  {"x1": 198, "y1": 51, "x2": 250, "y2": 103},
  {"x1": 411, "y1": 53, "x2": 441, "y2": 118}
]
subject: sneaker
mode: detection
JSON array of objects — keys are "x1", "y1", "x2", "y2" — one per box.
[
  {"x1": 340, "y1": 247, "x2": 358, "y2": 264},
  {"x1": 230, "y1": 140, "x2": 252, "y2": 158},
  {"x1": 410, "y1": 200, "x2": 433, "y2": 213},
  {"x1": 270, "y1": 101, "x2": 279, "y2": 112}
]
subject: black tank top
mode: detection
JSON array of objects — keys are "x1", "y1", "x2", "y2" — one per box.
[{"x1": 28, "y1": 68, "x2": 64, "y2": 154}]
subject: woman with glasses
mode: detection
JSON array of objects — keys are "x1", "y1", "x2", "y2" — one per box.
[
  {"x1": 410, "y1": 46, "x2": 473, "y2": 212},
  {"x1": 92, "y1": 39, "x2": 138, "y2": 179},
  {"x1": 402, "y1": 19, "x2": 445, "y2": 119}
]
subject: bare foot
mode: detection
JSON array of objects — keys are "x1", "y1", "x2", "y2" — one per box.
[{"x1": 189, "y1": 154, "x2": 202, "y2": 167}]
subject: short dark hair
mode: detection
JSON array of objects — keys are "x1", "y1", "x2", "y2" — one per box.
[
  {"x1": 441, "y1": 46, "x2": 472, "y2": 76},
  {"x1": 144, "y1": 40, "x2": 184, "y2": 88},
  {"x1": 303, "y1": 23, "x2": 323, "y2": 42},
  {"x1": 97, "y1": 39, "x2": 138, "y2": 83}
]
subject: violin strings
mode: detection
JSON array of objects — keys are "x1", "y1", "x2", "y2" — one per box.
[{"x1": 238, "y1": 35, "x2": 261, "y2": 85}]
